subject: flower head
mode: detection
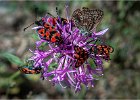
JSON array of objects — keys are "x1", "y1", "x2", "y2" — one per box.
[{"x1": 26, "y1": 5, "x2": 113, "y2": 92}]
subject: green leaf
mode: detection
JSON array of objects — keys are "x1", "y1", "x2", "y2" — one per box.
[
  {"x1": 49, "y1": 63, "x2": 58, "y2": 69},
  {"x1": 0, "y1": 52, "x2": 23, "y2": 65},
  {"x1": 32, "y1": 33, "x2": 40, "y2": 41}
]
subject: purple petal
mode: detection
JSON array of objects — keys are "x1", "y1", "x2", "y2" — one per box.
[
  {"x1": 32, "y1": 26, "x2": 44, "y2": 30},
  {"x1": 94, "y1": 28, "x2": 109, "y2": 36}
]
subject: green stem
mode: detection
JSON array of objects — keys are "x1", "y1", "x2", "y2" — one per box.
[{"x1": 6, "y1": 71, "x2": 20, "y2": 97}]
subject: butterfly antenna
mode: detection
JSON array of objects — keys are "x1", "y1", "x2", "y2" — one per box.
[{"x1": 23, "y1": 22, "x2": 35, "y2": 31}]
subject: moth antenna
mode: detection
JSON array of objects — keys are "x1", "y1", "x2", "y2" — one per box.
[
  {"x1": 24, "y1": 6, "x2": 38, "y2": 31},
  {"x1": 23, "y1": 22, "x2": 35, "y2": 31},
  {"x1": 56, "y1": 7, "x2": 62, "y2": 25},
  {"x1": 56, "y1": 7, "x2": 59, "y2": 17},
  {"x1": 34, "y1": 6, "x2": 38, "y2": 20},
  {"x1": 46, "y1": 12, "x2": 54, "y2": 17},
  {"x1": 65, "y1": 1, "x2": 70, "y2": 22}
]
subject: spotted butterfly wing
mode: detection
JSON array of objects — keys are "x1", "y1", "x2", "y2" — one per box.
[
  {"x1": 89, "y1": 9, "x2": 103, "y2": 31},
  {"x1": 72, "y1": 8, "x2": 83, "y2": 29},
  {"x1": 72, "y1": 7, "x2": 104, "y2": 32},
  {"x1": 74, "y1": 45, "x2": 89, "y2": 68},
  {"x1": 82, "y1": 7, "x2": 93, "y2": 31}
]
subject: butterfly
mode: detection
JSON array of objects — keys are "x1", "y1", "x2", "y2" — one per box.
[
  {"x1": 74, "y1": 45, "x2": 89, "y2": 68},
  {"x1": 90, "y1": 45, "x2": 114, "y2": 60},
  {"x1": 18, "y1": 66, "x2": 42, "y2": 74},
  {"x1": 72, "y1": 7, "x2": 103, "y2": 34}
]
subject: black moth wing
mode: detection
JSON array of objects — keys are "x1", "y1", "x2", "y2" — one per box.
[
  {"x1": 18, "y1": 67, "x2": 42, "y2": 74},
  {"x1": 74, "y1": 45, "x2": 89, "y2": 68}
]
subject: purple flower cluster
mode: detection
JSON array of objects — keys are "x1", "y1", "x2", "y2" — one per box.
[{"x1": 28, "y1": 6, "x2": 110, "y2": 92}]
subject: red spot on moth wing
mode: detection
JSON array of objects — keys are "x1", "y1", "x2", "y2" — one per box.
[
  {"x1": 45, "y1": 31, "x2": 50, "y2": 40},
  {"x1": 51, "y1": 36, "x2": 56, "y2": 42},
  {"x1": 55, "y1": 33, "x2": 61, "y2": 37},
  {"x1": 74, "y1": 53, "x2": 80, "y2": 59},
  {"x1": 109, "y1": 46, "x2": 114, "y2": 53},
  {"x1": 38, "y1": 28, "x2": 45, "y2": 37}
]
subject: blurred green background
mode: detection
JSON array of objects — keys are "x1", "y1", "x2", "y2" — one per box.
[{"x1": 0, "y1": 1, "x2": 140, "y2": 99}]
